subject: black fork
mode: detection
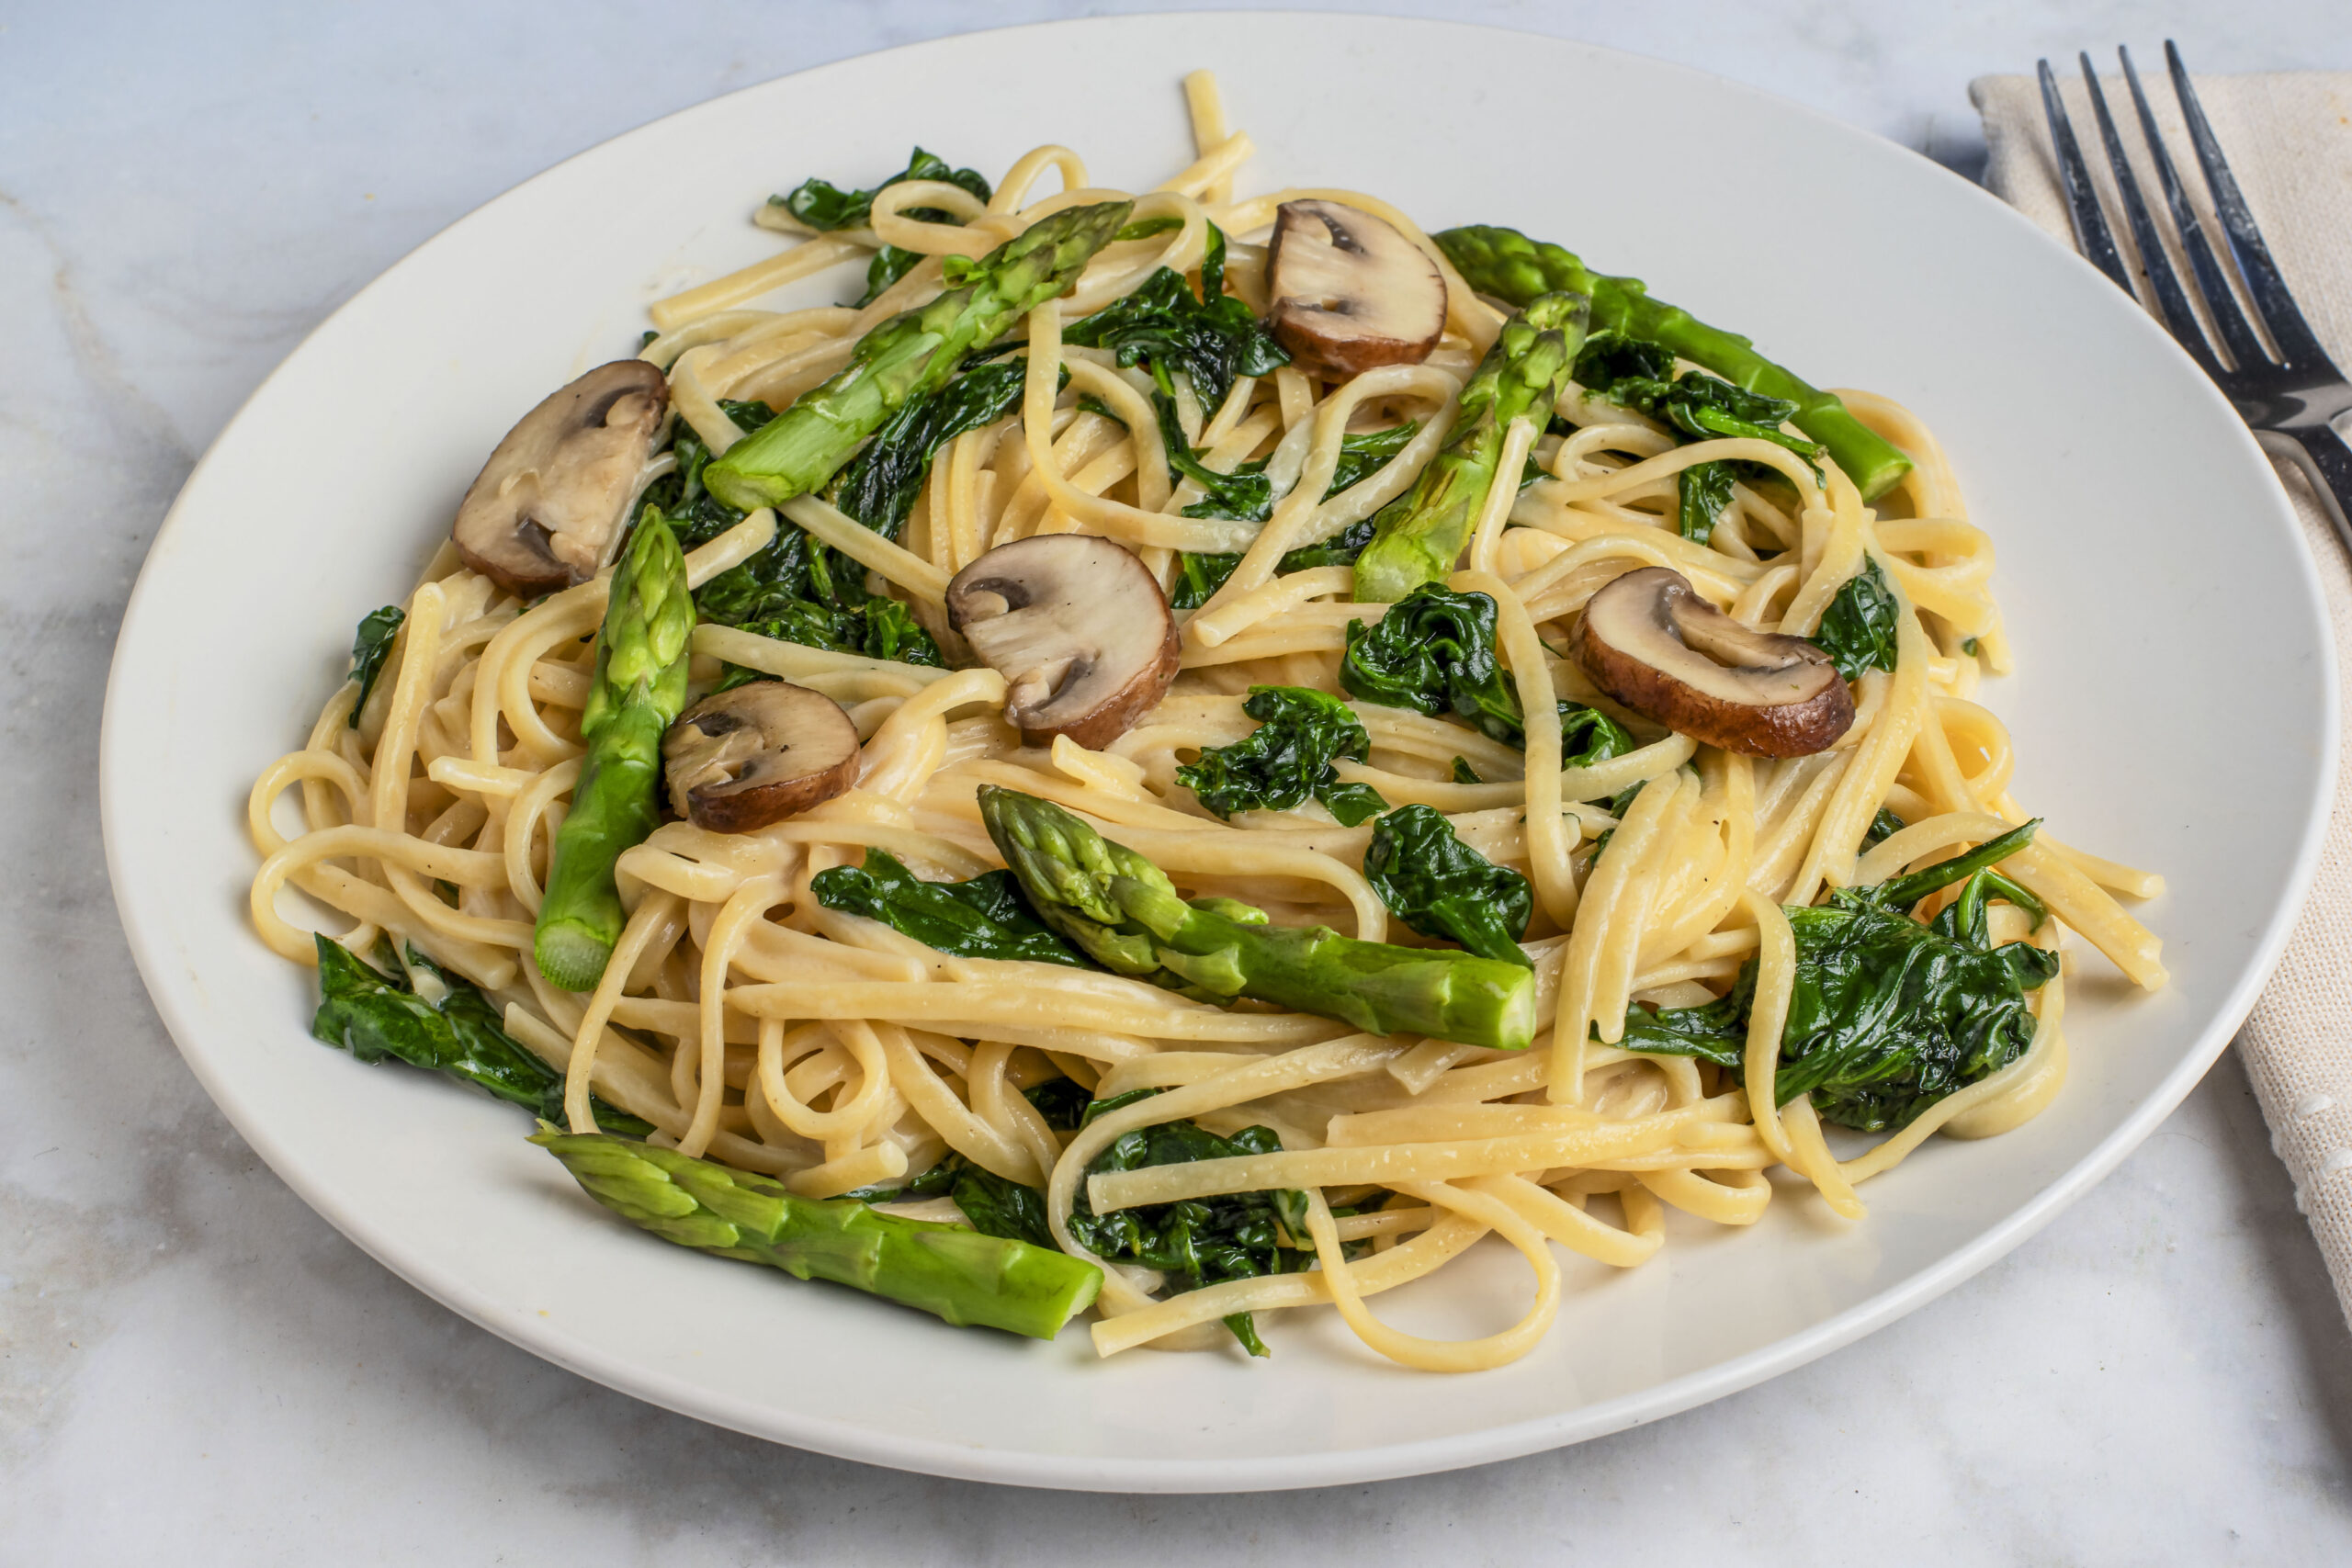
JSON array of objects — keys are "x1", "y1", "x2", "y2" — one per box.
[{"x1": 2039, "y1": 41, "x2": 2352, "y2": 542}]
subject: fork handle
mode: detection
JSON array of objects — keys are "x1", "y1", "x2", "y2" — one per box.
[{"x1": 2256, "y1": 425, "x2": 2352, "y2": 555}]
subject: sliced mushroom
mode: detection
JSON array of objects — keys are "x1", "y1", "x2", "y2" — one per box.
[
  {"x1": 1567, "y1": 567, "x2": 1855, "y2": 758},
  {"x1": 945, "y1": 536, "x2": 1181, "y2": 750},
  {"x1": 1264, "y1": 199, "x2": 1448, "y2": 379},
  {"x1": 662, "y1": 681, "x2": 860, "y2": 833},
  {"x1": 452, "y1": 360, "x2": 669, "y2": 598}
]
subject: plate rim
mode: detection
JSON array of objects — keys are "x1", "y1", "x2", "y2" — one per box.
[{"x1": 99, "y1": 10, "x2": 2339, "y2": 1492}]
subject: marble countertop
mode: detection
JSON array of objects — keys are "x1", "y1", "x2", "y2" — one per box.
[{"x1": 6, "y1": 1, "x2": 2351, "y2": 1559}]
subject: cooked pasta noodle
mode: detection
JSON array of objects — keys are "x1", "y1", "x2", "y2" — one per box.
[{"x1": 247, "y1": 70, "x2": 2165, "y2": 1372}]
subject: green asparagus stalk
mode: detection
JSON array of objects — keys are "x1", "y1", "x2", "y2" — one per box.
[
  {"x1": 1434, "y1": 224, "x2": 1914, "y2": 502},
  {"x1": 1351, "y1": 291, "x2": 1587, "y2": 604},
  {"x1": 534, "y1": 512, "x2": 694, "y2": 990},
  {"x1": 531, "y1": 1126, "x2": 1102, "y2": 1339},
  {"x1": 978, "y1": 786, "x2": 1535, "y2": 1050},
  {"x1": 704, "y1": 200, "x2": 1135, "y2": 513}
]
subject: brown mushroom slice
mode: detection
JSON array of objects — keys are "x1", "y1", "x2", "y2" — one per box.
[
  {"x1": 452, "y1": 360, "x2": 669, "y2": 598},
  {"x1": 1264, "y1": 198, "x2": 1448, "y2": 378},
  {"x1": 1568, "y1": 567, "x2": 1855, "y2": 758},
  {"x1": 944, "y1": 536, "x2": 1181, "y2": 750},
  {"x1": 662, "y1": 681, "x2": 860, "y2": 833}
]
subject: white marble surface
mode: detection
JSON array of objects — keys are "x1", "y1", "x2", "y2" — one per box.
[{"x1": 6, "y1": 0, "x2": 2352, "y2": 1558}]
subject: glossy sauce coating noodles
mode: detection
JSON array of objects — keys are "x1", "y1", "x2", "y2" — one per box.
[{"x1": 249, "y1": 72, "x2": 2165, "y2": 1370}]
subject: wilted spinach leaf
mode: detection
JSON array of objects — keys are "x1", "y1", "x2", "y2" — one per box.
[
  {"x1": 831, "y1": 358, "x2": 1034, "y2": 536},
  {"x1": 1678, "y1": 460, "x2": 1736, "y2": 546},
  {"x1": 1339, "y1": 586, "x2": 1628, "y2": 766},
  {"x1": 1176, "y1": 685, "x2": 1387, "y2": 826},
  {"x1": 1167, "y1": 422, "x2": 1428, "y2": 605},
  {"x1": 346, "y1": 605, "x2": 404, "y2": 727},
  {"x1": 1067, "y1": 1104, "x2": 1317, "y2": 1358},
  {"x1": 810, "y1": 848, "x2": 1089, "y2": 966},
  {"x1": 1615, "y1": 819, "x2": 2058, "y2": 1131},
  {"x1": 1363, "y1": 805, "x2": 1533, "y2": 966},
  {"x1": 311, "y1": 934, "x2": 649, "y2": 1134},
  {"x1": 1062, "y1": 223, "x2": 1287, "y2": 411},
  {"x1": 771, "y1": 147, "x2": 996, "y2": 308},
  {"x1": 1812, "y1": 556, "x2": 1898, "y2": 681},
  {"x1": 1575, "y1": 332, "x2": 1825, "y2": 468},
  {"x1": 653, "y1": 400, "x2": 944, "y2": 668}
]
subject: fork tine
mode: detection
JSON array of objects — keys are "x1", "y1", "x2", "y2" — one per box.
[
  {"x1": 2075, "y1": 53, "x2": 2220, "y2": 372},
  {"x1": 2037, "y1": 59, "x2": 2132, "y2": 293},
  {"x1": 2117, "y1": 46, "x2": 2266, "y2": 369},
  {"x1": 2164, "y1": 39, "x2": 2330, "y2": 367}
]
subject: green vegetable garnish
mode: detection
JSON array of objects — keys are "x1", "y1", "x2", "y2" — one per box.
[
  {"x1": 532, "y1": 1125, "x2": 1101, "y2": 1339},
  {"x1": 311, "y1": 934, "x2": 648, "y2": 1134},
  {"x1": 345, "y1": 605, "x2": 404, "y2": 726},
  {"x1": 1363, "y1": 805, "x2": 1534, "y2": 966},
  {"x1": 810, "y1": 848, "x2": 1088, "y2": 966},
  {"x1": 1176, "y1": 685, "x2": 1388, "y2": 826},
  {"x1": 533, "y1": 511, "x2": 694, "y2": 990},
  {"x1": 772, "y1": 146, "x2": 995, "y2": 308},
  {"x1": 1060, "y1": 222, "x2": 1288, "y2": 412},
  {"x1": 978, "y1": 786, "x2": 1536, "y2": 1050},
  {"x1": 1166, "y1": 422, "x2": 1424, "y2": 608},
  {"x1": 1616, "y1": 820, "x2": 2059, "y2": 1132},
  {"x1": 1352, "y1": 292, "x2": 1588, "y2": 603},
  {"x1": 1813, "y1": 557, "x2": 1900, "y2": 681},
  {"x1": 1340, "y1": 584, "x2": 1633, "y2": 763},
  {"x1": 1435, "y1": 223, "x2": 1912, "y2": 501},
  {"x1": 705, "y1": 200, "x2": 1132, "y2": 514}
]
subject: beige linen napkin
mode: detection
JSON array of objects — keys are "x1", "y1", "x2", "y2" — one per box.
[{"x1": 1973, "y1": 70, "x2": 2352, "y2": 1331}]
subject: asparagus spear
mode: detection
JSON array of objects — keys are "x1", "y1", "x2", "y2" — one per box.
[
  {"x1": 1434, "y1": 224, "x2": 1914, "y2": 502},
  {"x1": 531, "y1": 1126, "x2": 1102, "y2": 1339},
  {"x1": 534, "y1": 512, "x2": 694, "y2": 990},
  {"x1": 1351, "y1": 291, "x2": 1588, "y2": 604},
  {"x1": 704, "y1": 200, "x2": 1135, "y2": 513},
  {"x1": 978, "y1": 786, "x2": 1535, "y2": 1050}
]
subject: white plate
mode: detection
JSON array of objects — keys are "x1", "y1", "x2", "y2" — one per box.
[{"x1": 101, "y1": 14, "x2": 2332, "y2": 1491}]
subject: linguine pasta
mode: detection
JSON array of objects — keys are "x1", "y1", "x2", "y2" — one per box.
[{"x1": 246, "y1": 71, "x2": 2165, "y2": 1371}]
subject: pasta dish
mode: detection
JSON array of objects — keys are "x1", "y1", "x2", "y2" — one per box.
[{"x1": 246, "y1": 71, "x2": 2166, "y2": 1371}]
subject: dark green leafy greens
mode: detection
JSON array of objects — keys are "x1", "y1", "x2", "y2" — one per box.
[
  {"x1": 858, "y1": 1083, "x2": 1326, "y2": 1356},
  {"x1": 883, "y1": 1153, "x2": 1058, "y2": 1250},
  {"x1": 1022, "y1": 1076, "x2": 1093, "y2": 1132},
  {"x1": 1557, "y1": 705, "x2": 1637, "y2": 770},
  {"x1": 1168, "y1": 551, "x2": 1245, "y2": 612},
  {"x1": 1575, "y1": 334, "x2": 1825, "y2": 465},
  {"x1": 1812, "y1": 556, "x2": 1899, "y2": 681},
  {"x1": 775, "y1": 146, "x2": 990, "y2": 230},
  {"x1": 1166, "y1": 422, "x2": 1426, "y2": 609},
  {"x1": 1677, "y1": 459, "x2": 1736, "y2": 547},
  {"x1": 1067, "y1": 1095, "x2": 1317, "y2": 1358},
  {"x1": 1175, "y1": 686, "x2": 1388, "y2": 826},
  {"x1": 652, "y1": 399, "x2": 944, "y2": 669},
  {"x1": 772, "y1": 147, "x2": 994, "y2": 308},
  {"x1": 1340, "y1": 585, "x2": 1634, "y2": 763},
  {"x1": 346, "y1": 605, "x2": 404, "y2": 727},
  {"x1": 1341, "y1": 586, "x2": 1522, "y2": 745},
  {"x1": 1158, "y1": 391, "x2": 1274, "y2": 523},
  {"x1": 809, "y1": 849, "x2": 1088, "y2": 966},
  {"x1": 1614, "y1": 820, "x2": 2060, "y2": 1132},
  {"x1": 1572, "y1": 332, "x2": 1819, "y2": 544},
  {"x1": 1451, "y1": 757, "x2": 1483, "y2": 785},
  {"x1": 1862, "y1": 807, "x2": 1906, "y2": 850},
  {"x1": 831, "y1": 358, "x2": 1033, "y2": 536},
  {"x1": 1363, "y1": 805, "x2": 1533, "y2": 966},
  {"x1": 1061, "y1": 223, "x2": 1288, "y2": 412},
  {"x1": 311, "y1": 934, "x2": 649, "y2": 1134}
]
